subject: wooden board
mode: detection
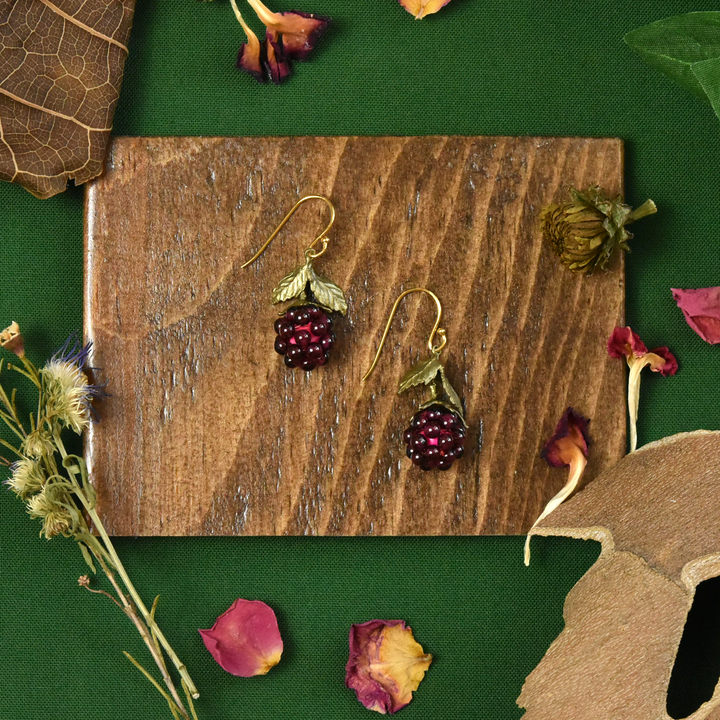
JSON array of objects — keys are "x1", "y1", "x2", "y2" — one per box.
[{"x1": 84, "y1": 135, "x2": 626, "y2": 537}]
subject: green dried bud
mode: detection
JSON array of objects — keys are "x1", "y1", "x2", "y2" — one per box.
[{"x1": 541, "y1": 186, "x2": 657, "y2": 275}]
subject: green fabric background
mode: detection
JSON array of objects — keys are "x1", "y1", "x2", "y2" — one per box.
[{"x1": 1, "y1": 1, "x2": 719, "y2": 717}]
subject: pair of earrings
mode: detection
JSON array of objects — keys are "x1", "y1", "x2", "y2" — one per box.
[{"x1": 242, "y1": 195, "x2": 467, "y2": 471}]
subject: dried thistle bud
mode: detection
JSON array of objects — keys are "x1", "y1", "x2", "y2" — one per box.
[
  {"x1": 42, "y1": 338, "x2": 103, "y2": 434},
  {"x1": 26, "y1": 488, "x2": 76, "y2": 539},
  {"x1": 541, "y1": 186, "x2": 657, "y2": 275},
  {"x1": 21, "y1": 429, "x2": 55, "y2": 459},
  {"x1": 5, "y1": 457, "x2": 45, "y2": 498},
  {"x1": 0, "y1": 321, "x2": 24, "y2": 357}
]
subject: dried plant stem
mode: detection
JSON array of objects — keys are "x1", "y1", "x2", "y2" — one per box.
[
  {"x1": 524, "y1": 453, "x2": 587, "y2": 566},
  {"x1": 627, "y1": 357, "x2": 652, "y2": 453},
  {"x1": 87, "y1": 505, "x2": 199, "y2": 698},
  {"x1": 51, "y1": 432, "x2": 199, "y2": 702},
  {"x1": 97, "y1": 556, "x2": 189, "y2": 718}
]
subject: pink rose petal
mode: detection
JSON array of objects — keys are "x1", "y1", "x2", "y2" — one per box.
[
  {"x1": 672, "y1": 287, "x2": 720, "y2": 344},
  {"x1": 199, "y1": 599, "x2": 283, "y2": 677}
]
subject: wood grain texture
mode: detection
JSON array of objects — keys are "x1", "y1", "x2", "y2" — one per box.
[{"x1": 84, "y1": 135, "x2": 626, "y2": 537}]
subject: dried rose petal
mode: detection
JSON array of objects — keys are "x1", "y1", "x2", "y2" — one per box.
[
  {"x1": 525, "y1": 408, "x2": 590, "y2": 565},
  {"x1": 607, "y1": 326, "x2": 648, "y2": 362},
  {"x1": 199, "y1": 599, "x2": 283, "y2": 677},
  {"x1": 646, "y1": 346, "x2": 678, "y2": 377},
  {"x1": 0, "y1": 321, "x2": 24, "y2": 358},
  {"x1": 264, "y1": 30, "x2": 292, "y2": 84},
  {"x1": 672, "y1": 287, "x2": 720, "y2": 344},
  {"x1": 346, "y1": 620, "x2": 432, "y2": 714},
  {"x1": 230, "y1": 0, "x2": 266, "y2": 83},
  {"x1": 398, "y1": 0, "x2": 452, "y2": 19},
  {"x1": 607, "y1": 326, "x2": 678, "y2": 453},
  {"x1": 540, "y1": 407, "x2": 590, "y2": 468},
  {"x1": 247, "y1": 0, "x2": 330, "y2": 60}
]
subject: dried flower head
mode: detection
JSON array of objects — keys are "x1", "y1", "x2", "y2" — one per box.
[
  {"x1": 199, "y1": 599, "x2": 283, "y2": 677},
  {"x1": 27, "y1": 488, "x2": 76, "y2": 539},
  {"x1": 41, "y1": 339, "x2": 102, "y2": 434},
  {"x1": 607, "y1": 326, "x2": 678, "y2": 453},
  {"x1": 21, "y1": 429, "x2": 55, "y2": 459},
  {"x1": 6, "y1": 457, "x2": 45, "y2": 498},
  {"x1": 78, "y1": 575, "x2": 91, "y2": 587},
  {"x1": 345, "y1": 620, "x2": 432, "y2": 714},
  {"x1": 525, "y1": 408, "x2": 590, "y2": 565},
  {"x1": 0, "y1": 321, "x2": 24, "y2": 357},
  {"x1": 399, "y1": 0, "x2": 452, "y2": 19},
  {"x1": 541, "y1": 186, "x2": 657, "y2": 275},
  {"x1": 672, "y1": 287, "x2": 720, "y2": 344},
  {"x1": 231, "y1": 0, "x2": 330, "y2": 84}
]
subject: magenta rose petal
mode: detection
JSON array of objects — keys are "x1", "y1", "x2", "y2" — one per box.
[
  {"x1": 345, "y1": 619, "x2": 432, "y2": 714},
  {"x1": 672, "y1": 287, "x2": 720, "y2": 344},
  {"x1": 199, "y1": 599, "x2": 283, "y2": 677}
]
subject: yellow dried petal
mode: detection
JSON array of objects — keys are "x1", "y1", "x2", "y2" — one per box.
[{"x1": 398, "y1": 0, "x2": 451, "y2": 19}]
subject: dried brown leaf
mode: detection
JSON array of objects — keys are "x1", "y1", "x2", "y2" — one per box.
[{"x1": 0, "y1": 0, "x2": 136, "y2": 198}]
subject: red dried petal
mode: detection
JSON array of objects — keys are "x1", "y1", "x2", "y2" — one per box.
[
  {"x1": 647, "y1": 347, "x2": 678, "y2": 377},
  {"x1": 276, "y1": 11, "x2": 330, "y2": 60},
  {"x1": 541, "y1": 407, "x2": 590, "y2": 468},
  {"x1": 237, "y1": 41, "x2": 266, "y2": 83},
  {"x1": 346, "y1": 620, "x2": 432, "y2": 714},
  {"x1": 607, "y1": 326, "x2": 648, "y2": 360},
  {"x1": 199, "y1": 599, "x2": 283, "y2": 677},
  {"x1": 264, "y1": 31, "x2": 292, "y2": 84},
  {"x1": 247, "y1": 0, "x2": 330, "y2": 60},
  {"x1": 672, "y1": 287, "x2": 720, "y2": 344}
]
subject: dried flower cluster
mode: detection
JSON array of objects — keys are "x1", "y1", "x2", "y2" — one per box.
[
  {"x1": 541, "y1": 186, "x2": 657, "y2": 274},
  {"x1": 0, "y1": 324, "x2": 198, "y2": 720},
  {"x1": 223, "y1": 0, "x2": 330, "y2": 84}
]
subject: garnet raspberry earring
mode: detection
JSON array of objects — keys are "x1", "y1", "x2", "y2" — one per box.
[
  {"x1": 363, "y1": 288, "x2": 467, "y2": 471},
  {"x1": 242, "y1": 195, "x2": 348, "y2": 371}
]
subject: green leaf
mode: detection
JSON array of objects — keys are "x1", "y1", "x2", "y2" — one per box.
[
  {"x1": 691, "y1": 56, "x2": 720, "y2": 119},
  {"x1": 398, "y1": 355, "x2": 442, "y2": 394},
  {"x1": 271, "y1": 261, "x2": 311, "y2": 304},
  {"x1": 308, "y1": 271, "x2": 347, "y2": 315},
  {"x1": 438, "y1": 367, "x2": 466, "y2": 423},
  {"x1": 625, "y1": 12, "x2": 720, "y2": 106},
  {"x1": 77, "y1": 541, "x2": 96, "y2": 573}
]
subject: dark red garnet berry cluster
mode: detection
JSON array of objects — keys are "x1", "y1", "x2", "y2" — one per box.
[
  {"x1": 274, "y1": 304, "x2": 335, "y2": 371},
  {"x1": 403, "y1": 405, "x2": 466, "y2": 471}
]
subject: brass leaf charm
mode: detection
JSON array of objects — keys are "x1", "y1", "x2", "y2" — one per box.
[
  {"x1": 398, "y1": 354, "x2": 443, "y2": 394},
  {"x1": 271, "y1": 261, "x2": 312, "y2": 304},
  {"x1": 438, "y1": 368, "x2": 466, "y2": 425},
  {"x1": 308, "y1": 271, "x2": 348, "y2": 315}
]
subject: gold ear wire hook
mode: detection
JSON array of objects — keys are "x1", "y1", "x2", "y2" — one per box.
[
  {"x1": 241, "y1": 195, "x2": 336, "y2": 268},
  {"x1": 363, "y1": 288, "x2": 447, "y2": 381}
]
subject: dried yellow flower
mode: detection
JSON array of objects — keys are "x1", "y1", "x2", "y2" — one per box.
[
  {"x1": 541, "y1": 186, "x2": 657, "y2": 275},
  {"x1": 0, "y1": 321, "x2": 24, "y2": 357}
]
